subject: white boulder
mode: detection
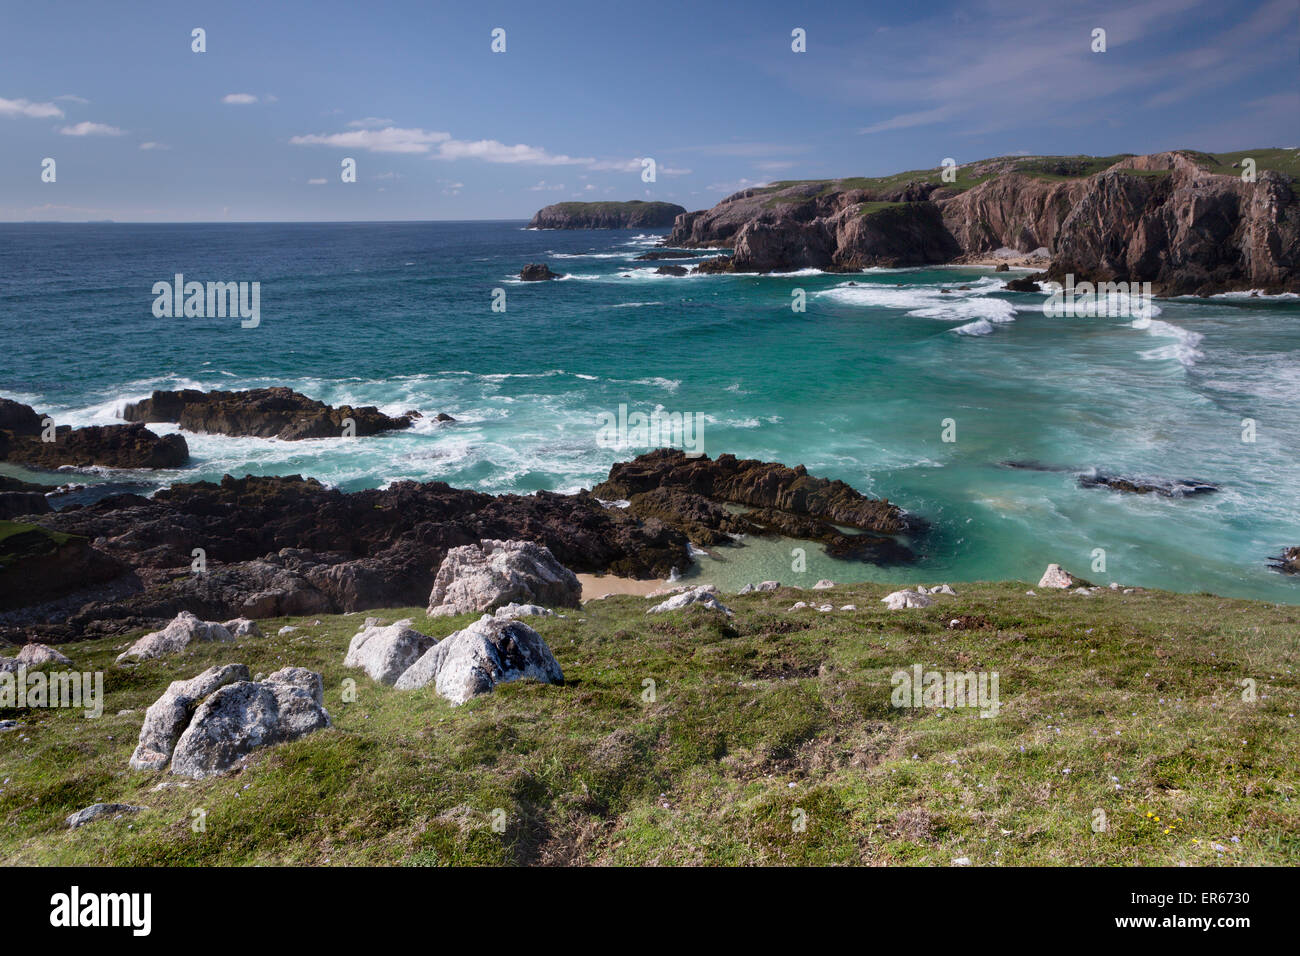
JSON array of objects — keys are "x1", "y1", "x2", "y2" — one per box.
[
  {"x1": 1038, "y1": 564, "x2": 1082, "y2": 589},
  {"x1": 394, "y1": 617, "x2": 564, "y2": 705},
  {"x1": 130, "y1": 663, "x2": 251, "y2": 771},
  {"x1": 427, "y1": 539, "x2": 581, "y2": 616},
  {"x1": 116, "y1": 612, "x2": 234, "y2": 663},
  {"x1": 646, "y1": 585, "x2": 733, "y2": 615},
  {"x1": 343, "y1": 619, "x2": 437, "y2": 685},
  {"x1": 881, "y1": 590, "x2": 934, "y2": 610}
]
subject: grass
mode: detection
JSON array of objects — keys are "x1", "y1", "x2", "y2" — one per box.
[
  {"x1": 1, "y1": 582, "x2": 1297, "y2": 866},
  {"x1": 754, "y1": 148, "x2": 1299, "y2": 207}
]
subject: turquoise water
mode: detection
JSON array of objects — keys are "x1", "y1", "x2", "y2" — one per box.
[{"x1": 1, "y1": 221, "x2": 1298, "y2": 601}]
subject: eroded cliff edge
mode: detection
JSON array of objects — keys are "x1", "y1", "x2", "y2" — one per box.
[{"x1": 666, "y1": 149, "x2": 1300, "y2": 294}]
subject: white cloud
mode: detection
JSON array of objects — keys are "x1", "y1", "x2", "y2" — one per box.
[
  {"x1": 138, "y1": 141, "x2": 170, "y2": 150},
  {"x1": 435, "y1": 139, "x2": 592, "y2": 165},
  {"x1": 290, "y1": 127, "x2": 451, "y2": 153},
  {"x1": 707, "y1": 177, "x2": 770, "y2": 194},
  {"x1": 528, "y1": 180, "x2": 565, "y2": 191},
  {"x1": 59, "y1": 121, "x2": 125, "y2": 136},
  {"x1": 55, "y1": 94, "x2": 89, "y2": 105},
  {"x1": 307, "y1": 178, "x2": 327, "y2": 185},
  {"x1": 0, "y1": 96, "x2": 64, "y2": 119},
  {"x1": 222, "y1": 93, "x2": 259, "y2": 105}
]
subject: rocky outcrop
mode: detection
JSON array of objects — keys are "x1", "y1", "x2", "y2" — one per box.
[
  {"x1": 343, "y1": 619, "x2": 437, "y2": 684},
  {"x1": 0, "y1": 398, "x2": 188, "y2": 469},
  {"x1": 1270, "y1": 547, "x2": 1300, "y2": 574},
  {"x1": 122, "y1": 387, "x2": 412, "y2": 440},
  {"x1": 9, "y1": 452, "x2": 920, "y2": 639},
  {"x1": 116, "y1": 611, "x2": 234, "y2": 663},
  {"x1": 528, "y1": 201, "x2": 686, "y2": 229},
  {"x1": 0, "y1": 522, "x2": 127, "y2": 613},
  {"x1": 393, "y1": 616, "x2": 564, "y2": 705},
  {"x1": 1078, "y1": 473, "x2": 1217, "y2": 497},
  {"x1": 1038, "y1": 564, "x2": 1087, "y2": 589},
  {"x1": 66, "y1": 803, "x2": 147, "y2": 828},
  {"x1": 519, "y1": 263, "x2": 564, "y2": 281},
  {"x1": 168, "y1": 667, "x2": 331, "y2": 778},
  {"x1": 647, "y1": 585, "x2": 733, "y2": 615},
  {"x1": 594, "y1": 449, "x2": 917, "y2": 563},
  {"x1": 130, "y1": 663, "x2": 250, "y2": 770},
  {"x1": 427, "y1": 539, "x2": 581, "y2": 616},
  {"x1": 664, "y1": 151, "x2": 1300, "y2": 293},
  {"x1": 15, "y1": 643, "x2": 71, "y2": 666}
]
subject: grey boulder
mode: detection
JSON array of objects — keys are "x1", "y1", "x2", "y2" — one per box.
[
  {"x1": 394, "y1": 616, "x2": 564, "y2": 705},
  {"x1": 343, "y1": 618, "x2": 437, "y2": 684},
  {"x1": 117, "y1": 611, "x2": 234, "y2": 663},
  {"x1": 427, "y1": 539, "x2": 581, "y2": 616},
  {"x1": 130, "y1": 664, "x2": 251, "y2": 771}
]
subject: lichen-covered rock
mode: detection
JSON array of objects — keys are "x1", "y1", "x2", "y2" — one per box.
[
  {"x1": 491, "y1": 603, "x2": 557, "y2": 621},
  {"x1": 647, "y1": 585, "x2": 733, "y2": 615},
  {"x1": 116, "y1": 612, "x2": 233, "y2": 663},
  {"x1": 130, "y1": 664, "x2": 251, "y2": 771},
  {"x1": 881, "y1": 590, "x2": 933, "y2": 610},
  {"x1": 1038, "y1": 564, "x2": 1085, "y2": 589},
  {"x1": 738, "y1": 580, "x2": 781, "y2": 594},
  {"x1": 169, "y1": 672, "x2": 331, "y2": 778},
  {"x1": 66, "y1": 803, "x2": 147, "y2": 828},
  {"x1": 16, "y1": 643, "x2": 72, "y2": 667},
  {"x1": 394, "y1": 617, "x2": 563, "y2": 705},
  {"x1": 222, "y1": 618, "x2": 263, "y2": 638},
  {"x1": 343, "y1": 619, "x2": 436, "y2": 684},
  {"x1": 427, "y1": 539, "x2": 581, "y2": 616}
]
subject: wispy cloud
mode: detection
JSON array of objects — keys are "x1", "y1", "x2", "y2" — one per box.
[
  {"x1": 291, "y1": 127, "x2": 450, "y2": 153},
  {"x1": 0, "y1": 96, "x2": 64, "y2": 119},
  {"x1": 59, "y1": 121, "x2": 125, "y2": 136},
  {"x1": 293, "y1": 124, "x2": 638, "y2": 169},
  {"x1": 138, "y1": 141, "x2": 169, "y2": 150},
  {"x1": 222, "y1": 93, "x2": 260, "y2": 105}
]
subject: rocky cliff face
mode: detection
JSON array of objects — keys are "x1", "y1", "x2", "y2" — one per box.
[
  {"x1": 666, "y1": 150, "x2": 1300, "y2": 293},
  {"x1": 528, "y1": 200, "x2": 687, "y2": 229}
]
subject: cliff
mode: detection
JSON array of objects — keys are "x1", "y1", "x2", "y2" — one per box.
[
  {"x1": 528, "y1": 200, "x2": 687, "y2": 229},
  {"x1": 666, "y1": 149, "x2": 1300, "y2": 294}
]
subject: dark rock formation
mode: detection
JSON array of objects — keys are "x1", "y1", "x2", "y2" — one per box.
[
  {"x1": 663, "y1": 151, "x2": 1300, "y2": 293},
  {"x1": 634, "y1": 250, "x2": 698, "y2": 260},
  {"x1": 1004, "y1": 275, "x2": 1043, "y2": 292},
  {"x1": 655, "y1": 265, "x2": 689, "y2": 276},
  {"x1": 4, "y1": 451, "x2": 922, "y2": 641},
  {"x1": 0, "y1": 397, "x2": 188, "y2": 470},
  {"x1": 1270, "y1": 547, "x2": 1300, "y2": 574},
  {"x1": 528, "y1": 201, "x2": 686, "y2": 229},
  {"x1": 0, "y1": 523, "x2": 127, "y2": 611},
  {"x1": 520, "y1": 263, "x2": 563, "y2": 281},
  {"x1": 122, "y1": 387, "x2": 411, "y2": 440},
  {"x1": 1077, "y1": 473, "x2": 1218, "y2": 497}
]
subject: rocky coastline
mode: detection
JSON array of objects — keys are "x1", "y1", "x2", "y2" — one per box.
[
  {"x1": 657, "y1": 150, "x2": 1300, "y2": 295},
  {"x1": 0, "y1": 447, "x2": 920, "y2": 644}
]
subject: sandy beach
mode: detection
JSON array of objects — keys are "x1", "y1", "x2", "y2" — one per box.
[{"x1": 577, "y1": 573, "x2": 668, "y2": 600}]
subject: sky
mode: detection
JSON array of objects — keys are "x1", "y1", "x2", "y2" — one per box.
[{"x1": 1, "y1": 0, "x2": 1297, "y2": 221}]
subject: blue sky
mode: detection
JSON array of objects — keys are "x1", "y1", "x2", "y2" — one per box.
[{"x1": 1, "y1": 0, "x2": 1296, "y2": 221}]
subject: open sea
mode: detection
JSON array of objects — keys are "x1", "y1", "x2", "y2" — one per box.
[{"x1": 2, "y1": 221, "x2": 1298, "y2": 601}]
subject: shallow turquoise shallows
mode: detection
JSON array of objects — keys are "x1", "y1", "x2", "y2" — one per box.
[{"x1": 2, "y1": 221, "x2": 1298, "y2": 601}]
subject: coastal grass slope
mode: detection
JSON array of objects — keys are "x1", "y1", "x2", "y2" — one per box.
[{"x1": 2, "y1": 583, "x2": 1296, "y2": 866}]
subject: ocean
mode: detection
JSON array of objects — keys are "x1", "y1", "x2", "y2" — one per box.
[{"x1": 2, "y1": 221, "x2": 1298, "y2": 601}]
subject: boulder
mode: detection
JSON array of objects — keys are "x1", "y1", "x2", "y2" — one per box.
[
  {"x1": 1038, "y1": 564, "x2": 1085, "y2": 589},
  {"x1": 655, "y1": 265, "x2": 688, "y2": 276},
  {"x1": 491, "y1": 603, "x2": 558, "y2": 621},
  {"x1": 222, "y1": 618, "x2": 263, "y2": 638},
  {"x1": 169, "y1": 669, "x2": 330, "y2": 778},
  {"x1": 394, "y1": 617, "x2": 563, "y2": 705},
  {"x1": 647, "y1": 585, "x2": 733, "y2": 615},
  {"x1": 343, "y1": 619, "x2": 436, "y2": 684},
  {"x1": 881, "y1": 590, "x2": 933, "y2": 609},
  {"x1": 427, "y1": 539, "x2": 581, "y2": 616},
  {"x1": 812, "y1": 579, "x2": 835, "y2": 589},
  {"x1": 738, "y1": 580, "x2": 781, "y2": 594},
  {"x1": 16, "y1": 643, "x2": 72, "y2": 667},
  {"x1": 130, "y1": 664, "x2": 251, "y2": 771},
  {"x1": 116, "y1": 612, "x2": 234, "y2": 663},
  {"x1": 519, "y1": 263, "x2": 563, "y2": 281},
  {"x1": 66, "y1": 803, "x2": 147, "y2": 829},
  {"x1": 1271, "y1": 546, "x2": 1300, "y2": 574}
]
